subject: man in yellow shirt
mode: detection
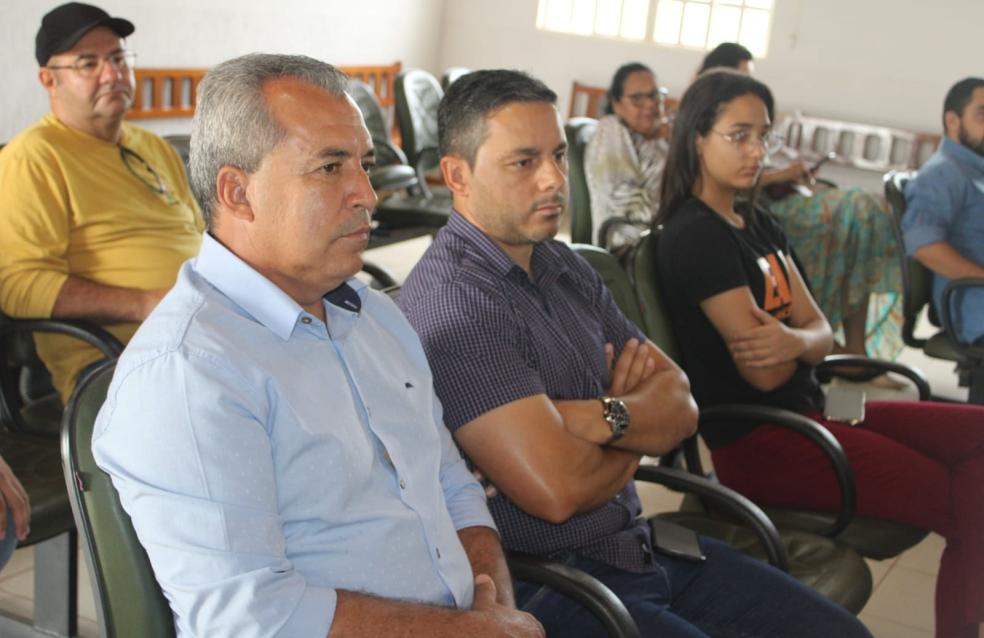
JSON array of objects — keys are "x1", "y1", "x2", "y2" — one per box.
[{"x1": 0, "y1": 3, "x2": 203, "y2": 401}]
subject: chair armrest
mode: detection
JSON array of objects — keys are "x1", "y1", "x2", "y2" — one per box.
[
  {"x1": 698, "y1": 404, "x2": 856, "y2": 538},
  {"x1": 941, "y1": 278, "x2": 984, "y2": 352},
  {"x1": 0, "y1": 319, "x2": 124, "y2": 360},
  {"x1": 507, "y1": 553, "x2": 641, "y2": 638},
  {"x1": 634, "y1": 464, "x2": 787, "y2": 571},
  {"x1": 816, "y1": 355, "x2": 932, "y2": 400},
  {"x1": 597, "y1": 217, "x2": 648, "y2": 250}
]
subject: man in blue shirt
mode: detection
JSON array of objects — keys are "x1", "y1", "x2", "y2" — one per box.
[
  {"x1": 903, "y1": 77, "x2": 984, "y2": 345},
  {"x1": 399, "y1": 69, "x2": 870, "y2": 637},
  {"x1": 92, "y1": 54, "x2": 542, "y2": 637}
]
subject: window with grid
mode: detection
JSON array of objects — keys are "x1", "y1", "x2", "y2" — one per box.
[{"x1": 536, "y1": 0, "x2": 773, "y2": 57}]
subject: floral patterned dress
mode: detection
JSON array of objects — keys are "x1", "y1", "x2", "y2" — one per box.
[{"x1": 766, "y1": 188, "x2": 903, "y2": 359}]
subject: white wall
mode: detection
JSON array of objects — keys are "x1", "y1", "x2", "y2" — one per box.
[
  {"x1": 438, "y1": 0, "x2": 982, "y2": 134},
  {"x1": 1, "y1": 0, "x2": 446, "y2": 141}
]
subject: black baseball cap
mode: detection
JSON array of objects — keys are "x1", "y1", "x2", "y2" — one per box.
[{"x1": 36, "y1": 3, "x2": 134, "y2": 66}]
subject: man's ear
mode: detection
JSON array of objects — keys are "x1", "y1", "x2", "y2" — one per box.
[
  {"x1": 215, "y1": 166, "x2": 254, "y2": 222},
  {"x1": 440, "y1": 154, "x2": 471, "y2": 199},
  {"x1": 38, "y1": 68, "x2": 57, "y2": 95},
  {"x1": 944, "y1": 111, "x2": 961, "y2": 139}
]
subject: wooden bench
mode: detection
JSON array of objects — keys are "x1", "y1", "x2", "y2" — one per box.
[{"x1": 128, "y1": 62, "x2": 402, "y2": 121}]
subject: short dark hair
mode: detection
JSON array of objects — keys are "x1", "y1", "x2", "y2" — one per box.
[
  {"x1": 438, "y1": 69, "x2": 557, "y2": 166},
  {"x1": 604, "y1": 62, "x2": 654, "y2": 115},
  {"x1": 656, "y1": 68, "x2": 774, "y2": 227},
  {"x1": 698, "y1": 42, "x2": 753, "y2": 74},
  {"x1": 942, "y1": 77, "x2": 984, "y2": 134}
]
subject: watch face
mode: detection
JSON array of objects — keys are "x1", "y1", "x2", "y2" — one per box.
[{"x1": 603, "y1": 397, "x2": 630, "y2": 439}]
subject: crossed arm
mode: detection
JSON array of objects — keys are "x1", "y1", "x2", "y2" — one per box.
[
  {"x1": 454, "y1": 338, "x2": 697, "y2": 525},
  {"x1": 700, "y1": 257, "x2": 833, "y2": 392},
  {"x1": 51, "y1": 276, "x2": 167, "y2": 323}
]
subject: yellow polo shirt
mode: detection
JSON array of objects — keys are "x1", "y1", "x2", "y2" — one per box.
[{"x1": 0, "y1": 114, "x2": 203, "y2": 401}]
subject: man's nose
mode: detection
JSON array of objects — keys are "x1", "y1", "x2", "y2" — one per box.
[{"x1": 354, "y1": 167, "x2": 379, "y2": 212}]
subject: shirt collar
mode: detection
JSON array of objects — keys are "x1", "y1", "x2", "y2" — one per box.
[
  {"x1": 193, "y1": 233, "x2": 367, "y2": 341},
  {"x1": 941, "y1": 137, "x2": 984, "y2": 175},
  {"x1": 444, "y1": 210, "x2": 567, "y2": 285}
]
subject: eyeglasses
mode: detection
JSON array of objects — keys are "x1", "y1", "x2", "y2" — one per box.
[
  {"x1": 47, "y1": 51, "x2": 136, "y2": 78},
  {"x1": 623, "y1": 87, "x2": 669, "y2": 108},
  {"x1": 710, "y1": 129, "x2": 785, "y2": 155},
  {"x1": 119, "y1": 145, "x2": 177, "y2": 204}
]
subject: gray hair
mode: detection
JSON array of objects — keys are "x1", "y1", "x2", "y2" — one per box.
[{"x1": 190, "y1": 53, "x2": 349, "y2": 226}]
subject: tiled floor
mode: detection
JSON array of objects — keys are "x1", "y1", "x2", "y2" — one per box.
[{"x1": 0, "y1": 216, "x2": 967, "y2": 636}]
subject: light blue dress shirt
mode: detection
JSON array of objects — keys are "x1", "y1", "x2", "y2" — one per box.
[
  {"x1": 93, "y1": 233, "x2": 495, "y2": 637},
  {"x1": 903, "y1": 137, "x2": 984, "y2": 343}
]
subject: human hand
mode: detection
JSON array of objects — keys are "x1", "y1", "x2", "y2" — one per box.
[
  {"x1": 729, "y1": 307, "x2": 804, "y2": 368},
  {"x1": 471, "y1": 574, "x2": 545, "y2": 637},
  {"x1": 781, "y1": 159, "x2": 815, "y2": 186},
  {"x1": 0, "y1": 455, "x2": 30, "y2": 542},
  {"x1": 606, "y1": 338, "x2": 656, "y2": 396}
]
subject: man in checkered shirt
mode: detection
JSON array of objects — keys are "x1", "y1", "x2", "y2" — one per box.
[{"x1": 398, "y1": 69, "x2": 870, "y2": 638}]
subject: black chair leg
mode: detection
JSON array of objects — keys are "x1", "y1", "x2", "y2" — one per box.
[{"x1": 0, "y1": 530, "x2": 78, "y2": 638}]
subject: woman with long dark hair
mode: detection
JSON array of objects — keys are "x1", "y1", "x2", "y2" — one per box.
[
  {"x1": 655, "y1": 68, "x2": 984, "y2": 638},
  {"x1": 696, "y1": 43, "x2": 903, "y2": 364}
]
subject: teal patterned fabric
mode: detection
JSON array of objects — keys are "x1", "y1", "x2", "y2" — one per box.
[{"x1": 767, "y1": 187, "x2": 903, "y2": 360}]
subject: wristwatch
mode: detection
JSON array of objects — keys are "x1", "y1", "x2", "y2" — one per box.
[{"x1": 599, "y1": 397, "x2": 630, "y2": 445}]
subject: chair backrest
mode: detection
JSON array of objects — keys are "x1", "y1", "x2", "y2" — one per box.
[
  {"x1": 162, "y1": 134, "x2": 191, "y2": 180},
  {"x1": 347, "y1": 80, "x2": 403, "y2": 167},
  {"x1": 568, "y1": 81, "x2": 609, "y2": 119},
  {"x1": 883, "y1": 169, "x2": 934, "y2": 346},
  {"x1": 565, "y1": 117, "x2": 598, "y2": 245},
  {"x1": 62, "y1": 361, "x2": 176, "y2": 638},
  {"x1": 570, "y1": 244, "x2": 644, "y2": 329},
  {"x1": 394, "y1": 69, "x2": 443, "y2": 171},
  {"x1": 625, "y1": 232, "x2": 683, "y2": 365},
  {"x1": 441, "y1": 67, "x2": 470, "y2": 91}
]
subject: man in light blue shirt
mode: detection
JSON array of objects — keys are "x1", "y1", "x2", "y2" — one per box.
[
  {"x1": 903, "y1": 77, "x2": 984, "y2": 344},
  {"x1": 92, "y1": 53, "x2": 542, "y2": 637}
]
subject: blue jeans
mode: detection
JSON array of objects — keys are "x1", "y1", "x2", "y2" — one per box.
[
  {"x1": 515, "y1": 536, "x2": 871, "y2": 637},
  {"x1": 0, "y1": 508, "x2": 18, "y2": 572}
]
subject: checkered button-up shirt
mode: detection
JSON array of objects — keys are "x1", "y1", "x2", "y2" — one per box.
[{"x1": 399, "y1": 211, "x2": 657, "y2": 573}]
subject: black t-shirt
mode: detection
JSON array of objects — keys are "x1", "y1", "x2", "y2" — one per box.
[{"x1": 656, "y1": 197, "x2": 824, "y2": 448}]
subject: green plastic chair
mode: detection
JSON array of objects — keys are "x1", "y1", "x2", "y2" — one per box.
[
  {"x1": 62, "y1": 361, "x2": 175, "y2": 637},
  {"x1": 625, "y1": 232, "x2": 929, "y2": 561},
  {"x1": 565, "y1": 118, "x2": 598, "y2": 245},
  {"x1": 64, "y1": 362, "x2": 644, "y2": 637},
  {"x1": 573, "y1": 242, "x2": 874, "y2": 613}
]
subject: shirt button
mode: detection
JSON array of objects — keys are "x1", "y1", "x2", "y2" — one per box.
[
  {"x1": 301, "y1": 317, "x2": 312, "y2": 324},
  {"x1": 399, "y1": 478, "x2": 407, "y2": 490}
]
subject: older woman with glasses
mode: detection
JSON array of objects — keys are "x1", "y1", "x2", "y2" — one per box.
[
  {"x1": 697, "y1": 43, "x2": 903, "y2": 363},
  {"x1": 584, "y1": 62, "x2": 671, "y2": 250}
]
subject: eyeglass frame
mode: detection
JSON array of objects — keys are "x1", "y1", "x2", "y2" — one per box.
[
  {"x1": 46, "y1": 51, "x2": 137, "y2": 78},
  {"x1": 621, "y1": 86, "x2": 669, "y2": 109},
  {"x1": 118, "y1": 145, "x2": 177, "y2": 204},
  {"x1": 709, "y1": 129, "x2": 786, "y2": 155}
]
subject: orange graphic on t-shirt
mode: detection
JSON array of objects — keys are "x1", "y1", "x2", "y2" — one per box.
[{"x1": 756, "y1": 252, "x2": 793, "y2": 319}]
